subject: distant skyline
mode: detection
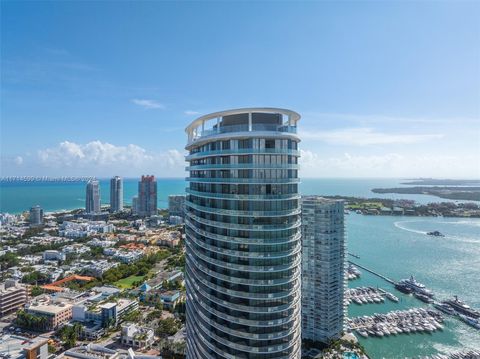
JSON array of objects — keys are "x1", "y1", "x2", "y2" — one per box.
[{"x1": 1, "y1": 1, "x2": 479, "y2": 178}]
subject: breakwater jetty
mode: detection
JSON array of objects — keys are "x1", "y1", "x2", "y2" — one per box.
[{"x1": 348, "y1": 261, "x2": 396, "y2": 284}]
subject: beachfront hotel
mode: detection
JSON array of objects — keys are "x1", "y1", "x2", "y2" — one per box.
[
  {"x1": 301, "y1": 196, "x2": 347, "y2": 344},
  {"x1": 184, "y1": 108, "x2": 302, "y2": 358}
]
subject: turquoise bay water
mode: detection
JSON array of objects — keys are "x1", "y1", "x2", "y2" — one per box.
[
  {"x1": 348, "y1": 214, "x2": 480, "y2": 358},
  {"x1": 0, "y1": 178, "x2": 479, "y2": 357}
]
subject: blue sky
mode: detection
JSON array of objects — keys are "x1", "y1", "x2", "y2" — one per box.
[{"x1": 1, "y1": 1, "x2": 479, "y2": 178}]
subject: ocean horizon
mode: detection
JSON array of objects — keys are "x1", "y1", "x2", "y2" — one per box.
[{"x1": 0, "y1": 177, "x2": 471, "y2": 214}]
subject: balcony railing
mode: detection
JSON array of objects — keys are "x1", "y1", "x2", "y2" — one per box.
[
  {"x1": 186, "y1": 148, "x2": 300, "y2": 160},
  {"x1": 200, "y1": 124, "x2": 296, "y2": 137}
]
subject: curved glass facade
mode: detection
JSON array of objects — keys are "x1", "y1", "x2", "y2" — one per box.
[{"x1": 185, "y1": 109, "x2": 301, "y2": 359}]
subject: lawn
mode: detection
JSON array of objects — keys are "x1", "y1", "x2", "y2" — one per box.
[{"x1": 114, "y1": 275, "x2": 145, "y2": 289}]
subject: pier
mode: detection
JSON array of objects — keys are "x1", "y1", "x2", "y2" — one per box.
[
  {"x1": 348, "y1": 261, "x2": 396, "y2": 284},
  {"x1": 348, "y1": 252, "x2": 361, "y2": 259}
]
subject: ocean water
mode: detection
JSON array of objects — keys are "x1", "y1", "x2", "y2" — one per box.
[
  {"x1": 0, "y1": 178, "x2": 468, "y2": 214},
  {"x1": 0, "y1": 178, "x2": 479, "y2": 357}
]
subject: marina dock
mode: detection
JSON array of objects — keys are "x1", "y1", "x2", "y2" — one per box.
[{"x1": 347, "y1": 308, "x2": 444, "y2": 338}]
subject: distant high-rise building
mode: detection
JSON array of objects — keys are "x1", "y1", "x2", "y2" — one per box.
[
  {"x1": 184, "y1": 108, "x2": 302, "y2": 358},
  {"x1": 301, "y1": 196, "x2": 346, "y2": 344},
  {"x1": 168, "y1": 195, "x2": 185, "y2": 218},
  {"x1": 29, "y1": 205, "x2": 43, "y2": 227},
  {"x1": 86, "y1": 180, "x2": 101, "y2": 214},
  {"x1": 110, "y1": 176, "x2": 123, "y2": 213},
  {"x1": 131, "y1": 196, "x2": 139, "y2": 215},
  {"x1": 138, "y1": 175, "x2": 157, "y2": 217}
]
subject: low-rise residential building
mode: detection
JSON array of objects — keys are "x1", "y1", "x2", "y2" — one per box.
[
  {"x1": 0, "y1": 280, "x2": 28, "y2": 317},
  {"x1": 87, "y1": 238, "x2": 116, "y2": 248},
  {"x1": 59, "y1": 221, "x2": 114, "y2": 238},
  {"x1": 103, "y1": 248, "x2": 143, "y2": 264},
  {"x1": 62, "y1": 344, "x2": 162, "y2": 359},
  {"x1": 121, "y1": 323, "x2": 155, "y2": 349},
  {"x1": 159, "y1": 290, "x2": 181, "y2": 309},
  {"x1": 82, "y1": 260, "x2": 119, "y2": 278},
  {"x1": 156, "y1": 231, "x2": 181, "y2": 247},
  {"x1": 62, "y1": 243, "x2": 91, "y2": 256},
  {"x1": 43, "y1": 250, "x2": 66, "y2": 261}
]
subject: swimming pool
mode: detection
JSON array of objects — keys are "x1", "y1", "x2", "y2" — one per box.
[{"x1": 343, "y1": 352, "x2": 359, "y2": 359}]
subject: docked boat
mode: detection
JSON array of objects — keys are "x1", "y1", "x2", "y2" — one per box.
[
  {"x1": 357, "y1": 329, "x2": 368, "y2": 337},
  {"x1": 397, "y1": 275, "x2": 434, "y2": 297},
  {"x1": 414, "y1": 292, "x2": 434, "y2": 303},
  {"x1": 458, "y1": 314, "x2": 480, "y2": 329},
  {"x1": 444, "y1": 296, "x2": 480, "y2": 319},
  {"x1": 386, "y1": 293, "x2": 399, "y2": 302},
  {"x1": 395, "y1": 282, "x2": 413, "y2": 294},
  {"x1": 433, "y1": 302, "x2": 456, "y2": 315}
]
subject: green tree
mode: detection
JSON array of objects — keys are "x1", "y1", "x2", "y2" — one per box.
[
  {"x1": 59, "y1": 323, "x2": 82, "y2": 349},
  {"x1": 156, "y1": 318, "x2": 181, "y2": 337},
  {"x1": 0, "y1": 252, "x2": 19, "y2": 270},
  {"x1": 30, "y1": 286, "x2": 44, "y2": 297}
]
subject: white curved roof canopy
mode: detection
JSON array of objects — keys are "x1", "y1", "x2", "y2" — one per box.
[{"x1": 185, "y1": 107, "x2": 301, "y2": 134}]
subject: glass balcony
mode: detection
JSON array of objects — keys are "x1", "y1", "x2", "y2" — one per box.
[
  {"x1": 186, "y1": 235, "x2": 301, "y2": 261},
  {"x1": 186, "y1": 212, "x2": 301, "y2": 231},
  {"x1": 185, "y1": 200, "x2": 301, "y2": 217},
  {"x1": 186, "y1": 306, "x2": 301, "y2": 355},
  {"x1": 188, "y1": 253, "x2": 300, "y2": 287},
  {"x1": 192, "y1": 124, "x2": 297, "y2": 143},
  {"x1": 184, "y1": 218, "x2": 300, "y2": 245},
  {"x1": 188, "y1": 297, "x2": 300, "y2": 341},
  {"x1": 186, "y1": 163, "x2": 299, "y2": 171},
  {"x1": 186, "y1": 277, "x2": 301, "y2": 314},
  {"x1": 187, "y1": 246, "x2": 301, "y2": 274},
  {"x1": 185, "y1": 188, "x2": 301, "y2": 201},
  {"x1": 188, "y1": 286, "x2": 301, "y2": 327},
  {"x1": 186, "y1": 177, "x2": 300, "y2": 184},
  {"x1": 186, "y1": 148, "x2": 300, "y2": 160}
]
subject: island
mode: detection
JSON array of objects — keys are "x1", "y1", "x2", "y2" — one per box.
[
  {"x1": 401, "y1": 178, "x2": 480, "y2": 186},
  {"x1": 322, "y1": 195, "x2": 480, "y2": 217},
  {"x1": 371, "y1": 186, "x2": 480, "y2": 201}
]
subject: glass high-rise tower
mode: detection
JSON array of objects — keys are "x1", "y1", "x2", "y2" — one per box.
[
  {"x1": 85, "y1": 179, "x2": 100, "y2": 214},
  {"x1": 184, "y1": 108, "x2": 301, "y2": 359},
  {"x1": 110, "y1": 176, "x2": 123, "y2": 213},
  {"x1": 301, "y1": 196, "x2": 346, "y2": 344},
  {"x1": 138, "y1": 175, "x2": 157, "y2": 217}
]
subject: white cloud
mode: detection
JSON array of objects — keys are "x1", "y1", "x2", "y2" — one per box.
[
  {"x1": 36, "y1": 141, "x2": 184, "y2": 176},
  {"x1": 131, "y1": 99, "x2": 165, "y2": 109},
  {"x1": 184, "y1": 110, "x2": 201, "y2": 116},
  {"x1": 299, "y1": 127, "x2": 444, "y2": 146},
  {"x1": 299, "y1": 149, "x2": 480, "y2": 178},
  {"x1": 14, "y1": 156, "x2": 23, "y2": 165}
]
